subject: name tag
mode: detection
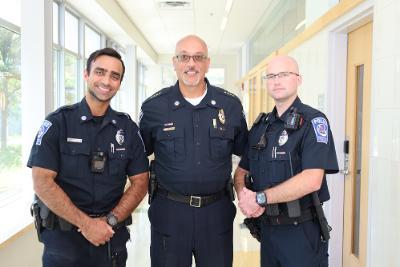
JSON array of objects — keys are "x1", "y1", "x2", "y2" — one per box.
[
  {"x1": 67, "y1": 137, "x2": 82, "y2": 143},
  {"x1": 163, "y1": 127, "x2": 175, "y2": 131}
]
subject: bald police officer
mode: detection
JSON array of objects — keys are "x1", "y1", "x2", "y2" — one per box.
[
  {"x1": 28, "y1": 48, "x2": 149, "y2": 267},
  {"x1": 235, "y1": 55, "x2": 338, "y2": 267},
  {"x1": 140, "y1": 35, "x2": 248, "y2": 267}
]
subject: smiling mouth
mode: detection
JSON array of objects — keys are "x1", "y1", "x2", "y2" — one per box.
[{"x1": 97, "y1": 85, "x2": 111, "y2": 93}]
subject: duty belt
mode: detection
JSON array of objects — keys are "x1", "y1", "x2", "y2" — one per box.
[
  {"x1": 259, "y1": 208, "x2": 316, "y2": 226},
  {"x1": 156, "y1": 187, "x2": 227, "y2": 208}
]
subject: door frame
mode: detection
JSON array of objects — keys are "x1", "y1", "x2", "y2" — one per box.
[{"x1": 324, "y1": 2, "x2": 373, "y2": 266}]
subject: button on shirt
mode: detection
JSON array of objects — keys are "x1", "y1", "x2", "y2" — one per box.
[
  {"x1": 27, "y1": 98, "x2": 149, "y2": 214},
  {"x1": 140, "y1": 79, "x2": 248, "y2": 195},
  {"x1": 239, "y1": 97, "x2": 338, "y2": 207}
]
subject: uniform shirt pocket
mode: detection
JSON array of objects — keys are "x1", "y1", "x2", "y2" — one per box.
[
  {"x1": 155, "y1": 127, "x2": 185, "y2": 161},
  {"x1": 209, "y1": 126, "x2": 234, "y2": 160},
  {"x1": 267, "y1": 151, "x2": 301, "y2": 184},
  {"x1": 108, "y1": 150, "x2": 128, "y2": 176},
  {"x1": 60, "y1": 143, "x2": 90, "y2": 178}
]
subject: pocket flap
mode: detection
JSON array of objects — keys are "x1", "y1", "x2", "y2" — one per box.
[
  {"x1": 156, "y1": 127, "x2": 184, "y2": 141},
  {"x1": 209, "y1": 126, "x2": 234, "y2": 140},
  {"x1": 60, "y1": 142, "x2": 90, "y2": 155}
]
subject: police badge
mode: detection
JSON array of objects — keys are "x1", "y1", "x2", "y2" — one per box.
[
  {"x1": 278, "y1": 130, "x2": 288, "y2": 146},
  {"x1": 115, "y1": 129, "x2": 125, "y2": 145},
  {"x1": 218, "y1": 109, "x2": 225, "y2": 125}
]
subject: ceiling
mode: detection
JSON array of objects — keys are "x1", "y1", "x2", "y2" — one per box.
[{"x1": 114, "y1": 0, "x2": 272, "y2": 56}]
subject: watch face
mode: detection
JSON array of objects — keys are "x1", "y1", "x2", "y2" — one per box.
[
  {"x1": 107, "y1": 213, "x2": 118, "y2": 226},
  {"x1": 256, "y1": 192, "x2": 266, "y2": 206}
]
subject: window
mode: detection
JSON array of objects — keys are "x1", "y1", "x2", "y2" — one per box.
[
  {"x1": 64, "y1": 10, "x2": 79, "y2": 53},
  {"x1": 207, "y1": 68, "x2": 225, "y2": 88},
  {"x1": 84, "y1": 25, "x2": 101, "y2": 58},
  {"x1": 0, "y1": 24, "x2": 23, "y2": 243}
]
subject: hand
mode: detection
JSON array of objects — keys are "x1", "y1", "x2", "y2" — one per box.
[
  {"x1": 78, "y1": 217, "x2": 114, "y2": 246},
  {"x1": 238, "y1": 187, "x2": 264, "y2": 218}
]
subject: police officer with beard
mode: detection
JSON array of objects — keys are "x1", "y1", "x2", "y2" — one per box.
[{"x1": 140, "y1": 35, "x2": 248, "y2": 267}]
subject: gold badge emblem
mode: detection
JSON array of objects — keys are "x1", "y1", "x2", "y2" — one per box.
[{"x1": 218, "y1": 109, "x2": 225, "y2": 125}]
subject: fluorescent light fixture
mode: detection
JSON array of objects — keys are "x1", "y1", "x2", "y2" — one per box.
[
  {"x1": 295, "y1": 19, "x2": 306, "y2": 31},
  {"x1": 220, "y1": 17, "x2": 228, "y2": 31},
  {"x1": 225, "y1": 0, "x2": 233, "y2": 14}
]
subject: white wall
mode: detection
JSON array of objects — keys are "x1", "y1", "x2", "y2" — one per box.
[{"x1": 367, "y1": 0, "x2": 400, "y2": 266}]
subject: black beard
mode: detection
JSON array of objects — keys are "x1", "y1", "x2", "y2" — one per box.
[{"x1": 88, "y1": 88, "x2": 113, "y2": 103}]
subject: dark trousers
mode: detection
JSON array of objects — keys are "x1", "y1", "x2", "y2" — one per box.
[
  {"x1": 148, "y1": 195, "x2": 236, "y2": 267},
  {"x1": 41, "y1": 226, "x2": 130, "y2": 267},
  {"x1": 260, "y1": 220, "x2": 329, "y2": 267}
]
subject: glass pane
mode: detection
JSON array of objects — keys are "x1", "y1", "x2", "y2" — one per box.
[
  {"x1": 64, "y1": 52, "x2": 78, "y2": 104},
  {"x1": 53, "y1": 1, "x2": 59, "y2": 44},
  {"x1": 352, "y1": 64, "x2": 364, "y2": 256},
  {"x1": 84, "y1": 25, "x2": 101, "y2": 57},
  {"x1": 0, "y1": 26, "x2": 22, "y2": 205},
  {"x1": 0, "y1": 0, "x2": 21, "y2": 26},
  {"x1": 53, "y1": 48, "x2": 59, "y2": 108},
  {"x1": 207, "y1": 68, "x2": 225, "y2": 87},
  {"x1": 64, "y1": 10, "x2": 79, "y2": 53}
]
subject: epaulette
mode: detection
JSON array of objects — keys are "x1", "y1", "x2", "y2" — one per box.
[
  {"x1": 215, "y1": 87, "x2": 241, "y2": 103},
  {"x1": 252, "y1": 112, "x2": 267, "y2": 126},
  {"x1": 48, "y1": 103, "x2": 76, "y2": 116},
  {"x1": 115, "y1": 111, "x2": 132, "y2": 120},
  {"x1": 142, "y1": 87, "x2": 171, "y2": 105}
]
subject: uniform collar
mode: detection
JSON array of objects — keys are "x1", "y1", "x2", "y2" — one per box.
[
  {"x1": 272, "y1": 96, "x2": 302, "y2": 122},
  {"x1": 170, "y1": 78, "x2": 220, "y2": 110},
  {"x1": 78, "y1": 97, "x2": 119, "y2": 128}
]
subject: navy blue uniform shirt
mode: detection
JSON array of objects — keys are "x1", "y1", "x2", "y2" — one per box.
[
  {"x1": 140, "y1": 79, "x2": 248, "y2": 195},
  {"x1": 27, "y1": 98, "x2": 148, "y2": 214},
  {"x1": 239, "y1": 97, "x2": 338, "y2": 208}
]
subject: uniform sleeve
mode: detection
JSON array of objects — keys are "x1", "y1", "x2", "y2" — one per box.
[
  {"x1": 238, "y1": 143, "x2": 250, "y2": 171},
  {"x1": 139, "y1": 106, "x2": 154, "y2": 156},
  {"x1": 27, "y1": 117, "x2": 60, "y2": 173},
  {"x1": 233, "y1": 104, "x2": 249, "y2": 156},
  {"x1": 301, "y1": 115, "x2": 339, "y2": 174},
  {"x1": 126, "y1": 122, "x2": 149, "y2": 176}
]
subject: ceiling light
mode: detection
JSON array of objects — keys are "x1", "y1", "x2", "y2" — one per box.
[
  {"x1": 224, "y1": 0, "x2": 233, "y2": 14},
  {"x1": 295, "y1": 19, "x2": 306, "y2": 31},
  {"x1": 156, "y1": 0, "x2": 192, "y2": 9},
  {"x1": 220, "y1": 17, "x2": 228, "y2": 31}
]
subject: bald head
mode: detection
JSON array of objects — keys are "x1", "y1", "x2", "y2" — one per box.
[
  {"x1": 267, "y1": 55, "x2": 299, "y2": 74},
  {"x1": 175, "y1": 35, "x2": 208, "y2": 56}
]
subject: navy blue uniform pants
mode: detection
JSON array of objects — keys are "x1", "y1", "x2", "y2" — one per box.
[
  {"x1": 148, "y1": 195, "x2": 236, "y2": 267},
  {"x1": 41, "y1": 226, "x2": 130, "y2": 267},
  {"x1": 260, "y1": 220, "x2": 329, "y2": 267}
]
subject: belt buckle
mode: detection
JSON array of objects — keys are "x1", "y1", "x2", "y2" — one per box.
[{"x1": 190, "y1": 196, "x2": 202, "y2": 207}]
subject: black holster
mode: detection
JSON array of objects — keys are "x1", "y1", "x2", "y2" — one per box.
[
  {"x1": 30, "y1": 195, "x2": 55, "y2": 242},
  {"x1": 226, "y1": 178, "x2": 235, "y2": 201},
  {"x1": 312, "y1": 192, "x2": 332, "y2": 241},
  {"x1": 148, "y1": 160, "x2": 158, "y2": 204},
  {"x1": 242, "y1": 174, "x2": 261, "y2": 242}
]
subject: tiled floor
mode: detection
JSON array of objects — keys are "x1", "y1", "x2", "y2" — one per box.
[{"x1": 126, "y1": 197, "x2": 260, "y2": 267}]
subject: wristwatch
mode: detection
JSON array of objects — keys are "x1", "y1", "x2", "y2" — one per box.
[
  {"x1": 256, "y1": 191, "x2": 267, "y2": 207},
  {"x1": 106, "y1": 212, "x2": 118, "y2": 227}
]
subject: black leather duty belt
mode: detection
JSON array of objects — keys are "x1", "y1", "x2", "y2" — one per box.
[
  {"x1": 156, "y1": 187, "x2": 227, "y2": 208},
  {"x1": 259, "y1": 208, "x2": 316, "y2": 226}
]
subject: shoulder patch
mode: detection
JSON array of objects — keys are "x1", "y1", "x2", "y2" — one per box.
[
  {"x1": 311, "y1": 117, "x2": 329, "y2": 144},
  {"x1": 142, "y1": 87, "x2": 170, "y2": 105},
  {"x1": 36, "y1": 120, "x2": 52, "y2": 145}
]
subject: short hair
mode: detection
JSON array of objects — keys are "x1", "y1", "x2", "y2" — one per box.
[{"x1": 86, "y1": 47, "x2": 126, "y2": 81}]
